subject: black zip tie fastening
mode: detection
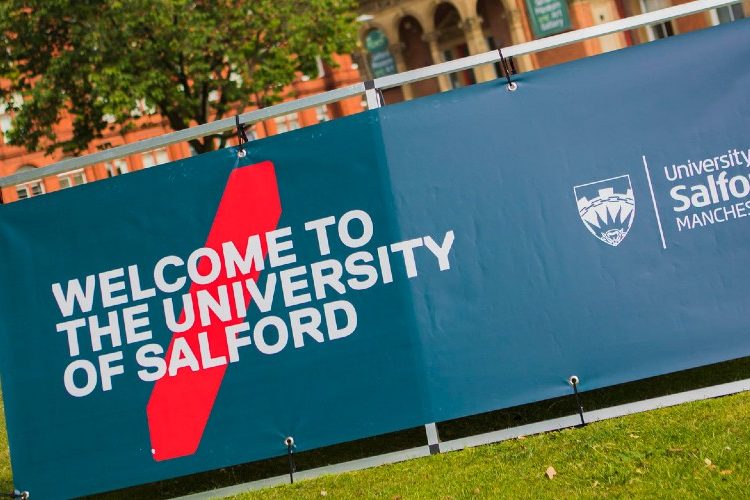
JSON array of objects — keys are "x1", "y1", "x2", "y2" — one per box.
[
  {"x1": 235, "y1": 114, "x2": 249, "y2": 158},
  {"x1": 284, "y1": 436, "x2": 296, "y2": 484},
  {"x1": 497, "y1": 49, "x2": 517, "y2": 91},
  {"x1": 364, "y1": 80, "x2": 386, "y2": 107},
  {"x1": 569, "y1": 375, "x2": 586, "y2": 426}
]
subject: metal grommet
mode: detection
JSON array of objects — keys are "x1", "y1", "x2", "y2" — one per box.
[
  {"x1": 507, "y1": 81, "x2": 518, "y2": 92},
  {"x1": 237, "y1": 148, "x2": 247, "y2": 158},
  {"x1": 568, "y1": 375, "x2": 579, "y2": 386}
]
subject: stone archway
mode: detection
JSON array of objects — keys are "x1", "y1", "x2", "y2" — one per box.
[
  {"x1": 398, "y1": 15, "x2": 441, "y2": 98},
  {"x1": 434, "y1": 2, "x2": 477, "y2": 89},
  {"x1": 477, "y1": 0, "x2": 514, "y2": 77}
]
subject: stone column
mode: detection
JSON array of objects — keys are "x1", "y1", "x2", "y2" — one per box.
[
  {"x1": 460, "y1": 17, "x2": 495, "y2": 83},
  {"x1": 389, "y1": 42, "x2": 414, "y2": 100},
  {"x1": 506, "y1": 4, "x2": 537, "y2": 72},
  {"x1": 422, "y1": 31, "x2": 451, "y2": 92}
]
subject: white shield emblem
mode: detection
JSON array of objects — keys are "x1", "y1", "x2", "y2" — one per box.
[{"x1": 573, "y1": 175, "x2": 635, "y2": 247}]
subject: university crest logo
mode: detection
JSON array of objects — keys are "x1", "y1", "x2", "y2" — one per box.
[{"x1": 573, "y1": 175, "x2": 635, "y2": 247}]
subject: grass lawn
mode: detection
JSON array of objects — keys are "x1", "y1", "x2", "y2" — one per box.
[
  {"x1": 0, "y1": 393, "x2": 10, "y2": 495},
  {"x1": 1, "y1": 358, "x2": 749, "y2": 498},
  {"x1": 238, "y1": 391, "x2": 750, "y2": 499}
]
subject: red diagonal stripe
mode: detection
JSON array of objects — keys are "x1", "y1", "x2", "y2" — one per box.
[{"x1": 147, "y1": 160, "x2": 281, "y2": 461}]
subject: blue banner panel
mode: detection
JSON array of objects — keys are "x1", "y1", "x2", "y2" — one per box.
[{"x1": 0, "y1": 19, "x2": 749, "y2": 499}]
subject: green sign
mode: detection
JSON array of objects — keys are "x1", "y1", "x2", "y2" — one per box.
[
  {"x1": 525, "y1": 0, "x2": 571, "y2": 38},
  {"x1": 365, "y1": 30, "x2": 397, "y2": 78}
]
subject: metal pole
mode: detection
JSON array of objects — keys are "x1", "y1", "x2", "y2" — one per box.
[{"x1": 0, "y1": 0, "x2": 741, "y2": 188}]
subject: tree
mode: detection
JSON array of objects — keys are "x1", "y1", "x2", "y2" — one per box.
[{"x1": 0, "y1": 0, "x2": 359, "y2": 155}]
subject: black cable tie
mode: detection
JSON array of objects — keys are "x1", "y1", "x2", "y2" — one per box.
[
  {"x1": 235, "y1": 114, "x2": 249, "y2": 145},
  {"x1": 569, "y1": 375, "x2": 586, "y2": 426},
  {"x1": 376, "y1": 88, "x2": 385, "y2": 107},
  {"x1": 235, "y1": 114, "x2": 250, "y2": 158},
  {"x1": 285, "y1": 436, "x2": 296, "y2": 484},
  {"x1": 497, "y1": 49, "x2": 517, "y2": 91}
]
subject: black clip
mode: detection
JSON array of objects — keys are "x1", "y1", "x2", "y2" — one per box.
[
  {"x1": 284, "y1": 436, "x2": 296, "y2": 484},
  {"x1": 364, "y1": 80, "x2": 385, "y2": 107},
  {"x1": 235, "y1": 114, "x2": 249, "y2": 144},
  {"x1": 235, "y1": 115, "x2": 250, "y2": 158},
  {"x1": 497, "y1": 49, "x2": 518, "y2": 91},
  {"x1": 569, "y1": 375, "x2": 586, "y2": 426}
]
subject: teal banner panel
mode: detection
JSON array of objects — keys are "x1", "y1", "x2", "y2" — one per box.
[{"x1": 0, "y1": 19, "x2": 749, "y2": 499}]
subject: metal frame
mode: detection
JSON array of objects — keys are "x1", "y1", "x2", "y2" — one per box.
[
  {"x1": 173, "y1": 378, "x2": 750, "y2": 500},
  {"x1": 0, "y1": 0, "x2": 742, "y2": 188},
  {"x1": 4, "y1": 2, "x2": 748, "y2": 495}
]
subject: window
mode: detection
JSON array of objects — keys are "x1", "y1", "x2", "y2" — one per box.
[
  {"x1": 486, "y1": 37, "x2": 504, "y2": 80},
  {"x1": 141, "y1": 148, "x2": 170, "y2": 168},
  {"x1": 443, "y1": 45, "x2": 476, "y2": 89},
  {"x1": 0, "y1": 113, "x2": 11, "y2": 143},
  {"x1": 16, "y1": 182, "x2": 44, "y2": 200},
  {"x1": 58, "y1": 169, "x2": 87, "y2": 189},
  {"x1": 104, "y1": 159, "x2": 129, "y2": 177},
  {"x1": 641, "y1": 0, "x2": 676, "y2": 40},
  {"x1": 274, "y1": 113, "x2": 300, "y2": 134},
  {"x1": 652, "y1": 21, "x2": 674, "y2": 39},
  {"x1": 14, "y1": 166, "x2": 44, "y2": 199},
  {"x1": 316, "y1": 105, "x2": 331, "y2": 123},
  {"x1": 716, "y1": 3, "x2": 745, "y2": 24}
]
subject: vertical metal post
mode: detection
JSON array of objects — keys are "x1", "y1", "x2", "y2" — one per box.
[
  {"x1": 366, "y1": 79, "x2": 446, "y2": 457},
  {"x1": 364, "y1": 80, "x2": 383, "y2": 110},
  {"x1": 569, "y1": 375, "x2": 586, "y2": 426},
  {"x1": 284, "y1": 437, "x2": 296, "y2": 484},
  {"x1": 425, "y1": 422, "x2": 441, "y2": 455}
]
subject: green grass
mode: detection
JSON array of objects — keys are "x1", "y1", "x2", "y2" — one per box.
[
  {"x1": 237, "y1": 391, "x2": 750, "y2": 499},
  {"x1": 0, "y1": 392, "x2": 10, "y2": 495},
  {"x1": 1, "y1": 357, "x2": 750, "y2": 498}
]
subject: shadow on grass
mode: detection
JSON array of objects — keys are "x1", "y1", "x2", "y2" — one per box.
[{"x1": 85, "y1": 355, "x2": 750, "y2": 499}]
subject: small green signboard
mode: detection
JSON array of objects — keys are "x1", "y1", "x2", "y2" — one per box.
[
  {"x1": 525, "y1": 0, "x2": 571, "y2": 38},
  {"x1": 365, "y1": 29, "x2": 397, "y2": 78}
]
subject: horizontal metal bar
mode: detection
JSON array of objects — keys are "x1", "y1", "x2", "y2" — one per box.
[
  {"x1": 173, "y1": 446, "x2": 432, "y2": 500},
  {"x1": 441, "y1": 377, "x2": 750, "y2": 452},
  {"x1": 0, "y1": 82, "x2": 366, "y2": 187},
  {"x1": 438, "y1": 414, "x2": 584, "y2": 453},
  {"x1": 584, "y1": 376, "x2": 750, "y2": 422},
  {"x1": 2, "y1": 0, "x2": 740, "y2": 188},
  {"x1": 373, "y1": 0, "x2": 740, "y2": 90},
  {"x1": 504, "y1": 0, "x2": 740, "y2": 58},
  {"x1": 171, "y1": 377, "x2": 750, "y2": 499},
  {"x1": 374, "y1": 50, "x2": 500, "y2": 90}
]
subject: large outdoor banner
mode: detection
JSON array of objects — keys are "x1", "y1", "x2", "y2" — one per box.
[{"x1": 1, "y1": 19, "x2": 749, "y2": 499}]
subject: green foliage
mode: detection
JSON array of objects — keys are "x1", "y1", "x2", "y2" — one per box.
[
  {"x1": 0, "y1": 0, "x2": 358, "y2": 155},
  {"x1": 3, "y1": 384, "x2": 750, "y2": 498}
]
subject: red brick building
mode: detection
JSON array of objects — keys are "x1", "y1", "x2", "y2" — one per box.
[
  {"x1": 2, "y1": 0, "x2": 747, "y2": 203},
  {"x1": 0, "y1": 54, "x2": 362, "y2": 203}
]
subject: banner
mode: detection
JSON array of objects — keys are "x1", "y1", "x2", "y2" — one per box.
[{"x1": 1, "y1": 19, "x2": 749, "y2": 499}]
